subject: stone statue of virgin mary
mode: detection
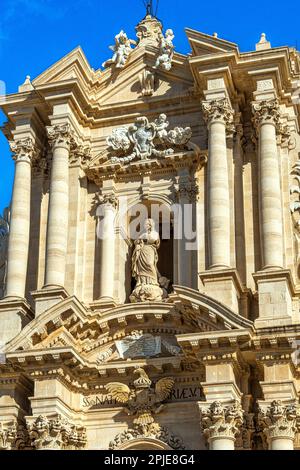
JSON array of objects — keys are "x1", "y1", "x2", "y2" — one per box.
[{"x1": 130, "y1": 218, "x2": 164, "y2": 302}]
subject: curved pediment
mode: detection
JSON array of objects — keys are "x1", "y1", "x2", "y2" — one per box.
[{"x1": 5, "y1": 286, "x2": 253, "y2": 356}]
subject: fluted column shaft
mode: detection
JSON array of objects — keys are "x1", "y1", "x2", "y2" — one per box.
[
  {"x1": 252, "y1": 99, "x2": 283, "y2": 270},
  {"x1": 44, "y1": 124, "x2": 75, "y2": 288},
  {"x1": 202, "y1": 99, "x2": 234, "y2": 270},
  {"x1": 5, "y1": 138, "x2": 38, "y2": 298},
  {"x1": 96, "y1": 194, "x2": 117, "y2": 301}
]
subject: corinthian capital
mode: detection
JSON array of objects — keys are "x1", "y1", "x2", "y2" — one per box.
[
  {"x1": 9, "y1": 137, "x2": 39, "y2": 163},
  {"x1": 252, "y1": 99, "x2": 280, "y2": 129},
  {"x1": 46, "y1": 123, "x2": 77, "y2": 150},
  {"x1": 200, "y1": 400, "x2": 244, "y2": 443},
  {"x1": 258, "y1": 400, "x2": 300, "y2": 443},
  {"x1": 95, "y1": 192, "x2": 118, "y2": 209},
  {"x1": 202, "y1": 98, "x2": 234, "y2": 130},
  {"x1": 27, "y1": 414, "x2": 87, "y2": 450}
]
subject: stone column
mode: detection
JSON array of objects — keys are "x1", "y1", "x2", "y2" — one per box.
[
  {"x1": 96, "y1": 194, "x2": 117, "y2": 304},
  {"x1": 5, "y1": 138, "x2": 38, "y2": 299},
  {"x1": 258, "y1": 400, "x2": 300, "y2": 450},
  {"x1": 44, "y1": 124, "x2": 76, "y2": 289},
  {"x1": 202, "y1": 98, "x2": 234, "y2": 270},
  {"x1": 252, "y1": 99, "x2": 283, "y2": 270},
  {"x1": 174, "y1": 172, "x2": 198, "y2": 287},
  {"x1": 200, "y1": 400, "x2": 243, "y2": 450}
]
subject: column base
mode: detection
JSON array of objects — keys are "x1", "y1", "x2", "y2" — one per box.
[
  {"x1": 199, "y1": 268, "x2": 246, "y2": 314},
  {"x1": 0, "y1": 298, "x2": 33, "y2": 344},
  {"x1": 253, "y1": 269, "x2": 297, "y2": 328},
  {"x1": 31, "y1": 287, "x2": 69, "y2": 317}
]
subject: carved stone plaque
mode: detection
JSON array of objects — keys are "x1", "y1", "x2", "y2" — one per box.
[{"x1": 115, "y1": 333, "x2": 161, "y2": 359}]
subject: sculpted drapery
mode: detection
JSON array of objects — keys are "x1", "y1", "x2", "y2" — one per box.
[{"x1": 130, "y1": 219, "x2": 163, "y2": 302}]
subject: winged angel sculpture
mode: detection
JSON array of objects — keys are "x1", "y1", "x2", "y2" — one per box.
[
  {"x1": 106, "y1": 368, "x2": 174, "y2": 427},
  {"x1": 107, "y1": 113, "x2": 193, "y2": 164}
]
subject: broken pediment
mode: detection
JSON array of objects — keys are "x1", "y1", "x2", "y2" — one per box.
[
  {"x1": 32, "y1": 46, "x2": 100, "y2": 89},
  {"x1": 186, "y1": 28, "x2": 239, "y2": 56}
]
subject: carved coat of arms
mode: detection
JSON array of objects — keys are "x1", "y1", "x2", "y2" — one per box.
[{"x1": 107, "y1": 114, "x2": 193, "y2": 164}]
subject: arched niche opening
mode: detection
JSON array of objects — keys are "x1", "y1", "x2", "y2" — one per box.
[
  {"x1": 118, "y1": 437, "x2": 172, "y2": 450},
  {"x1": 116, "y1": 198, "x2": 174, "y2": 303}
]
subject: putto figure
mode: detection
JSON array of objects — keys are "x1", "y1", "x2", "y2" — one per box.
[
  {"x1": 103, "y1": 30, "x2": 136, "y2": 69},
  {"x1": 154, "y1": 29, "x2": 175, "y2": 71},
  {"x1": 130, "y1": 218, "x2": 164, "y2": 303}
]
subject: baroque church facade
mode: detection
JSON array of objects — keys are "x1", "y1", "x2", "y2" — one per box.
[{"x1": 0, "y1": 14, "x2": 300, "y2": 450}]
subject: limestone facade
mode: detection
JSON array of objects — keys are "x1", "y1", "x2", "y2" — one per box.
[{"x1": 1, "y1": 15, "x2": 300, "y2": 450}]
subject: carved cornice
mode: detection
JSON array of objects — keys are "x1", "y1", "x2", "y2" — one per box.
[
  {"x1": 200, "y1": 400, "x2": 244, "y2": 442},
  {"x1": 46, "y1": 123, "x2": 78, "y2": 151},
  {"x1": 252, "y1": 99, "x2": 281, "y2": 130},
  {"x1": 201, "y1": 98, "x2": 235, "y2": 133},
  {"x1": 258, "y1": 400, "x2": 300, "y2": 442},
  {"x1": 9, "y1": 137, "x2": 40, "y2": 164},
  {"x1": 27, "y1": 414, "x2": 87, "y2": 450}
]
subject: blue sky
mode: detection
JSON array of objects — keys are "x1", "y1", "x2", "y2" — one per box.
[{"x1": 0, "y1": 0, "x2": 299, "y2": 214}]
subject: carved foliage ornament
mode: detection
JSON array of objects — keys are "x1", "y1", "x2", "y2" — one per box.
[
  {"x1": 252, "y1": 99, "x2": 281, "y2": 129},
  {"x1": 46, "y1": 123, "x2": 78, "y2": 151},
  {"x1": 107, "y1": 114, "x2": 193, "y2": 164},
  {"x1": 9, "y1": 137, "x2": 39, "y2": 163},
  {"x1": 0, "y1": 421, "x2": 32, "y2": 451},
  {"x1": 27, "y1": 414, "x2": 87, "y2": 450},
  {"x1": 109, "y1": 422, "x2": 185, "y2": 450},
  {"x1": 258, "y1": 400, "x2": 300, "y2": 442},
  {"x1": 201, "y1": 99, "x2": 235, "y2": 133},
  {"x1": 200, "y1": 400, "x2": 244, "y2": 441}
]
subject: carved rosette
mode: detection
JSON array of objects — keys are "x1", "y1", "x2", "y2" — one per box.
[
  {"x1": 9, "y1": 137, "x2": 39, "y2": 164},
  {"x1": 252, "y1": 99, "x2": 281, "y2": 131},
  {"x1": 258, "y1": 400, "x2": 300, "y2": 444},
  {"x1": 200, "y1": 401, "x2": 244, "y2": 444},
  {"x1": 201, "y1": 98, "x2": 235, "y2": 134},
  {"x1": 109, "y1": 422, "x2": 185, "y2": 450},
  {"x1": 27, "y1": 414, "x2": 87, "y2": 450},
  {"x1": 46, "y1": 123, "x2": 78, "y2": 152}
]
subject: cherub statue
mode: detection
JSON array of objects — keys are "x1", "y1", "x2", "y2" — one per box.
[
  {"x1": 154, "y1": 113, "x2": 169, "y2": 141},
  {"x1": 106, "y1": 367, "x2": 174, "y2": 428},
  {"x1": 103, "y1": 30, "x2": 136, "y2": 69},
  {"x1": 154, "y1": 29, "x2": 175, "y2": 71}
]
